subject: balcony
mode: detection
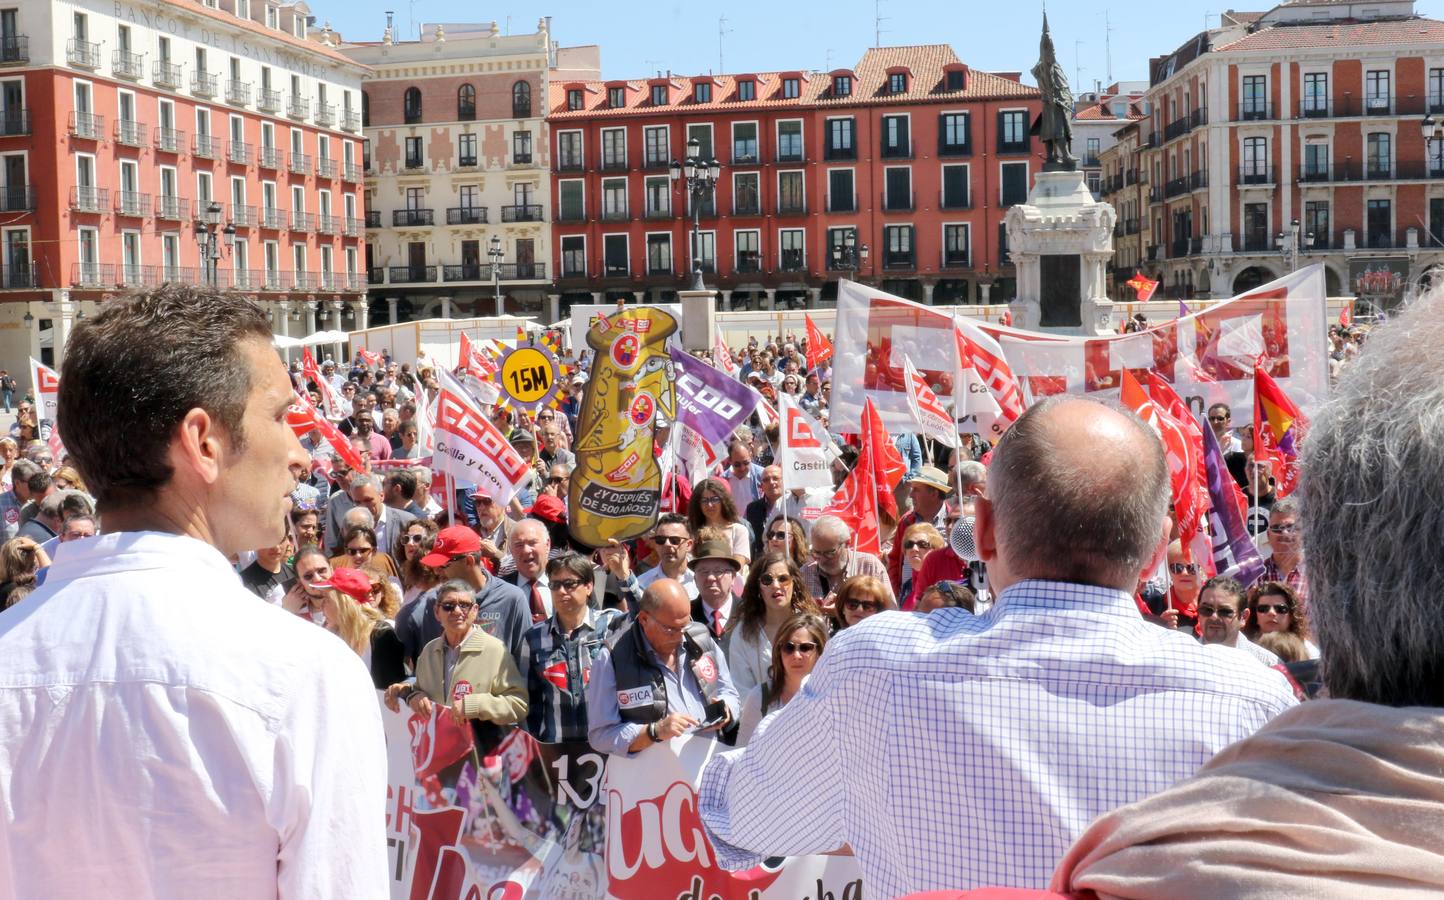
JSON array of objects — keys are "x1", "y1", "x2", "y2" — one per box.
[
  {"x1": 501, "y1": 204, "x2": 543, "y2": 222},
  {"x1": 776, "y1": 200, "x2": 807, "y2": 217},
  {"x1": 154, "y1": 127, "x2": 184, "y2": 153},
  {"x1": 149, "y1": 58, "x2": 182, "y2": 88},
  {"x1": 403, "y1": 155, "x2": 424, "y2": 172},
  {"x1": 112, "y1": 48, "x2": 144, "y2": 80},
  {"x1": 70, "y1": 186, "x2": 107, "y2": 213},
  {"x1": 997, "y1": 137, "x2": 1030, "y2": 154},
  {"x1": 0, "y1": 110, "x2": 27, "y2": 136},
  {"x1": 228, "y1": 141, "x2": 252, "y2": 164},
  {"x1": 827, "y1": 196, "x2": 855, "y2": 213},
  {"x1": 230, "y1": 204, "x2": 256, "y2": 227},
  {"x1": 1235, "y1": 101, "x2": 1275, "y2": 122},
  {"x1": 71, "y1": 262, "x2": 113, "y2": 287},
  {"x1": 1163, "y1": 175, "x2": 1189, "y2": 199},
  {"x1": 779, "y1": 253, "x2": 807, "y2": 273},
  {"x1": 823, "y1": 145, "x2": 857, "y2": 161},
  {"x1": 287, "y1": 95, "x2": 309, "y2": 120},
  {"x1": 393, "y1": 208, "x2": 434, "y2": 227},
  {"x1": 193, "y1": 134, "x2": 219, "y2": 159},
  {"x1": 556, "y1": 155, "x2": 584, "y2": 172},
  {"x1": 1295, "y1": 95, "x2": 1424, "y2": 119},
  {"x1": 315, "y1": 104, "x2": 335, "y2": 128},
  {"x1": 261, "y1": 207, "x2": 287, "y2": 229},
  {"x1": 343, "y1": 216, "x2": 362, "y2": 236},
  {"x1": 456, "y1": 154, "x2": 478, "y2": 169},
  {"x1": 0, "y1": 185, "x2": 32, "y2": 212},
  {"x1": 600, "y1": 206, "x2": 629, "y2": 221},
  {"x1": 192, "y1": 71, "x2": 218, "y2": 98},
  {"x1": 880, "y1": 142, "x2": 912, "y2": 160},
  {"x1": 443, "y1": 264, "x2": 485, "y2": 282},
  {"x1": 67, "y1": 39, "x2": 100, "y2": 69},
  {"x1": 389, "y1": 265, "x2": 436, "y2": 284},
  {"x1": 494, "y1": 262, "x2": 546, "y2": 280},
  {"x1": 69, "y1": 111, "x2": 103, "y2": 140},
  {"x1": 118, "y1": 264, "x2": 152, "y2": 287},
  {"x1": 258, "y1": 88, "x2": 282, "y2": 113},
  {"x1": 600, "y1": 156, "x2": 628, "y2": 172},
  {"x1": 0, "y1": 265, "x2": 35, "y2": 288},
  {"x1": 939, "y1": 190, "x2": 972, "y2": 210},
  {"x1": 1236, "y1": 165, "x2": 1274, "y2": 186},
  {"x1": 1081, "y1": 154, "x2": 1100, "y2": 167},
  {"x1": 881, "y1": 191, "x2": 913, "y2": 213},
  {"x1": 1163, "y1": 116, "x2": 1189, "y2": 142},
  {"x1": 292, "y1": 272, "x2": 318, "y2": 291},
  {"x1": 259, "y1": 146, "x2": 282, "y2": 169},
  {"x1": 446, "y1": 206, "x2": 487, "y2": 225},
  {"x1": 643, "y1": 205, "x2": 671, "y2": 220},
  {"x1": 289, "y1": 152, "x2": 311, "y2": 176},
  {"x1": 939, "y1": 139, "x2": 971, "y2": 157},
  {"x1": 777, "y1": 147, "x2": 804, "y2": 164},
  {"x1": 342, "y1": 161, "x2": 361, "y2": 182},
  {"x1": 367, "y1": 266, "x2": 384, "y2": 285},
  {"x1": 114, "y1": 190, "x2": 150, "y2": 217},
  {"x1": 733, "y1": 200, "x2": 762, "y2": 216},
  {"x1": 316, "y1": 214, "x2": 337, "y2": 234},
  {"x1": 940, "y1": 250, "x2": 971, "y2": 269},
  {"x1": 317, "y1": 157, "x2": 337, "y2": 179},
  {"x1": 881, "y1": 253, "x2": 916, "y2": 271},
  {"x1": 1126, "y1": 218, "x2": 1140, "y2": 235},
  {"x1": 228, "y1": 268, "x2": 261, "y2": 290},
  {"x1": 343, "y1": 109, "x2": 361, "y2": 132},
  {"x1": 226, "y1": 80, "x2": 251, "y2": 106},
  {"x1": 114, "y1": 118, "x2": 147, "y2": 148},
  {"x1": 0, "y1": 35, "x2": 27, "y2": 64},
  {"x1": 290, "y1": 211, "x2": 316, "y2": 232},
  {"x1": 364, "y1": 210, "x2": 381, "y2": 228},
  {"x1": 1190, "y1": 170, "x2": 1208, "y2": 191}
]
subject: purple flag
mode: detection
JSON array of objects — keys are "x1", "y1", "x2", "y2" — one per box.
[
  {"x1": 669, "y1": 346, "x2": 761, "y2": 448},
  {"x1": 1178, "y1": 299, "x2": 1190, "y2": 318},
  {"x1": 1201, "y1": 422, "x2": 1265, "y2": 587}
]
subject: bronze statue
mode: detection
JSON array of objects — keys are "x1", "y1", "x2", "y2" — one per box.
[{"x1": 1031, "y1": 12, "x2": 1077, "y2": 171}]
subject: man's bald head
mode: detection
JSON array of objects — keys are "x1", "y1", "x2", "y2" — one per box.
[
  {"x1": 985, "y1": 396, "x2": 1169, "y2": 591},
  {"x1": 639, "y1": 578, "x2": 692, "y2": 616}
]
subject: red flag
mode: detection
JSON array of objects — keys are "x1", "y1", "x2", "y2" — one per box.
[
  {"x1": 1120, "y1": 370, "x2": 1201, "y2": 559},
  {"x1": 1338, "y1": 304, "x2": 1353, "y2": 329},
  {"x1": 1146, "y1": 372, "x2": 1208, "y2": 561},
  {"x1": 1125, "y1": 272, "x2": 1159, "y2": 302},
  {"x1": 804, "y1": 314, "x2": 834, "y2": 372},
  {"x1": 357, "y1": 348, "x2": 384, "y2": 368},
  {"x1": 289, "y1": 391, "x2": 365, "y2": 473},
  {"x1": 861, "y1": 396, "x2": 905, "y2": 517},
  {"x1": 1254, "y1": 364, "x2": 1308, "y2": 497},
  {"x1": 459, "y1": 332, "x2": 496, "y2": 377},
  {"x1": 301, "y1": 348, "x2": 343, "y2": 420},
  {"x1": 822, "y1": 430, "x2": 881, "y2": 557}
]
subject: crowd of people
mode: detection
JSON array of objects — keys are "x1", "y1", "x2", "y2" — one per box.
[{"x1": 2, "y1": 282, "x2": 1436, "y2": 899}]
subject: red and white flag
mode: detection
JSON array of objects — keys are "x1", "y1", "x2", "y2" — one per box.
[
  {"x1": 301, "y1": 348, "x2": 343, "y2": 420},
  {"x1": 287, "y1": 390, "x2": 365, "y2": 473},
  {"x1": 29, "y1": 358, "x2": 64, "y2": 459},
  {"x1": 1338, "y1": 304, "x2": 1353, "y2": 329},
  {"x1": 459, "y1": 332, "x2": 496, "y2": 377},
  {"x1": 954, "y1": 318, "x2": 1024, "y2": 431},
  {"x1": 432, "y1": 368, "x2": 531, "y2": 506},
  {"x1": 1121, "y1": 370, "x2": 1203, "y2": 556},
  {"x1": 951, "y1": 327, "x2": 1005, "y2": 439},
  {"x1": 356, "y1": 348, "x2": 384, "y2": 369},
  {"x1": 804, "y1": 314, "x2": 834, "y2": 372},
  {"x1": 778, "y1": 393, "x2": 835, "y2": 490},
  {"x1": 861, "y1": 395, "x2": 906, "y2": 519},
  {"x1": 713, "y1": 333, "x2": 738, "y2": 376},
  {"x1": 823, "y1": 399, "x2": 883, "y2": 556},
  {"x1": 901, "y1": 357, "x2": 958, "y2": 449}
]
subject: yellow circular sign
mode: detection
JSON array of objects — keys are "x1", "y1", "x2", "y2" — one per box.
[{"x1": 499, "y1": 345, "x2": 557, "y2": 406}]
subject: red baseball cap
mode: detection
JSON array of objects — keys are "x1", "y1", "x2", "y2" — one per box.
[
  {"x1": 528, "y1": 493, "x2": 567, "y2": 525},
  {"x1": 420, "y1": 525, "x2": 482, "y2": 567},
  {"x1": 313, "y1": 567, "x2": 373, "y2": 605}
]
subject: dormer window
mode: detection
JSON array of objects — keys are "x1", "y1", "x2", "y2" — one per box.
[
  {"x1": 889, "y1": 72, "x2": 907, "y2": 93},
  {"x1": 782, "y1": 77, "x2": 800, "y2": 99},
  {"x1": 946, "y1": 70, "x2": 966, "y2": 90},
  {"x1": 608, "y1": 86, "x2": 625, "y2": 108},
  {"x1": 833, "y1": 75, "x2": 852, "y2": 97},
  {"x1": 737, "y1": 79, "x2": 755, "y2": 101},
  {"x1": 694, "y1": 82, "x2": 712, "y2": 103},
  {"x1": 651, "y1": 84, "x2": 667, "y2": 105},
  {"x1": 266, "y1": 5, "x2": 278, "y2": 28},
  {"x1": 567, "y1": 89, "x2": 583, "y2": 111}
]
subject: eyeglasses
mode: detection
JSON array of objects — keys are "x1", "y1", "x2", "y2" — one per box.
[
  {"x1": 346, "y1": 547, "x2": 374, "y2": 556},
  {"x1": 547, "y1": 476, "x2": 566, "y2": 484},
  {"x1": 767, "y1": 531, "x2": 789, "y2": 541},
  {"x1": 652, "y1": 535, "x2": 687, "y2": 545},
  {"x1": 1168, "y1": 562, "x2": 1201, "y2": 575},
  {"x1": 643, "y1": 616, "x2": 685, "y2": 636},
  {"x1": 780, "y1": 641, "x2": 818, "y2": 655},
  {"x1": 403, "y1": 533, "x2": 426, "y2": 544},
  {"x1": 1255, "y1": 603, "x2": 1292, "y2": 615},
  {"x1": 700, "y1": 495, "x2": 722, "y2": 506},
  {"x1": 759, "y1": 574, "x2": 791, "y2": 586},
  {"x1": 1268, "y1": 523, "x2": 1299, "y2": 535},
  {"x1": 1207, "y1": 414, "x2": 1229, "y2": 423},
  {"x1": 843, "y1": 599, "x2": 881, "y2": 613},
  {"x1": 811, "y1": 545, "x2": 843, "y2": 559},
  {"x1": 696, "y1": 568, "x2": 735, "y2": 581},
  {"x1": 549, "y1": 579, "x2": 587, "y2": 592},
  {"x1": 901, "y1": 539, "x2": 933, "y2": 550},
  {"x1": 439, "y1": 600, "x2": 476, "y2": 613},
  {"x1": 1197, "y1": 604, "x2": 1237, "y2": 619}
]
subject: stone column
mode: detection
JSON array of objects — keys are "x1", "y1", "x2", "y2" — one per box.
[
  {"x1": 546, "y1": 293, "x2": 561, "y2": 324},
  {"x1": 677, "y1": 288, "x2": 716, "y2": 352},
  {"x1": 591, "y1": 292, "x2": 604, "y2": 305},
  {"x1": 25, "y1": 302, "x2": 40, "y2": 368},
  {"x1": 305, "y1": 300, "x2": 318, "y2": 338},
  {"x1": 806, "y1": 288, "x2": 820, "y2": 309},
  {"x1": 387, "y1": 296, "x2": 399, "y2": 324},
  {"x1": 979, "y1": 282, "x2": 992, "y2": 305},
  {"x1": 764, "y1": 289, "x2": 776, "y2": 310},
  {"x1": 921, "y1": 281, "x2": 935, "y2": 305},
  {"x1": 351, "y1": 299, "x2": 369, "y2": 332},
  {"x1": 440, "y1": 296, "x2": 452, "y2": 319},
  {"x1": 50, "y1": 291, "x2": 76, "y2": 368},
  {"x1": 718, "y1": 290, "x2": 732, "y2": 311},
  {"x1": 632, "y1": 291, "x2": 646, "y2": 305}
]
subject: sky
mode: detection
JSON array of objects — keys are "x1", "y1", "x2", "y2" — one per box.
[{"x1": 325, "y1": 0, "x2": 1444, "y2": 89}]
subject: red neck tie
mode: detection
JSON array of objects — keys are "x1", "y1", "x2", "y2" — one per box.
[
  {"x1": 713, "y1": 608, "x2": 725, "y2": 637},
  {"x1": 529, "y1": 581, "x2": 546, "y2": 623}
]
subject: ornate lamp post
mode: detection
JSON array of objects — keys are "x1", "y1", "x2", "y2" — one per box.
[
  {"x1": 669, "y1": 137, "x2": 721, "y2": 291},
  {"x1": 1276, "y1": 218, "x2": 1313, "y2": 273},
  {"x1": 488, "y1": 234, "x2": 504, "y2": 317},
  {"x1": 831, "y1": 229, "x2": 870, "y2": 281},
  {"x1": 193, "y1": 200, "x2": 235, "y2": 286}
]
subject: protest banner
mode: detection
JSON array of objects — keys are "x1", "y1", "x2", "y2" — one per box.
[
  {"x1": 901, "y1": 357, "x2": 958, "y2": 449},
  {"x1": 432, "y1": 368, "x2": 531, "y2": 508},
  {"x1": 777, "y1": 394, "x2": 834, "y2": 491},
  {"x1": 29, "y1": 357, "x2": 64, "y2": 458},
  {"x1": 569, "y1": 307, "x2": 678, "y2": 548},
  {"x1": 380, "y1": 700, "x2": 863, "y2": 900},
  {"x1": 669, "y1": 347, "x2": 761, "y2": 450}
]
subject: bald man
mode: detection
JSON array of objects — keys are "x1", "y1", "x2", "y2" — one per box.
[
  {"x1": 697, "y1": 397, "x2": 1297, "y2": 895},
  {"x1": 585, "y1": 578, "x2": 739, "y2": 757}
]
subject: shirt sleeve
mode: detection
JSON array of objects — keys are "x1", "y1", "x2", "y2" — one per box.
[
  {"x1": 462, "y1": 645, "x2": 528, "y2": 725},
  {"x1": 706, "y1": 638, "x2": 742, "y2": 723},
  {"x1": 698, "y1": 650, "x2": 846, "y2": 870},
  {"x1": 584, "y1": 645, "x2": 645, "y2": 756}
]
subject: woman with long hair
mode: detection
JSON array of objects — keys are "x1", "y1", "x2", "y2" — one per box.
[
  {"x1": 763, "y1": 516, "x2": 808, "y2": 570},
  {"x1": 0, "y1": 536, "x2": 48, "y2": 609},
  {"x1": 317, "y1": 567, "x2": 407, "y2": 688},
  {"x1": 392, "y1": 517, "x2": 441, "y2": 602},
  {"x1": 831, "y1": 574, "x2": 895, "y2": 632},
  {"x1": 51, "y1": 465, "x2": 89, "y2": 495},
  {"x1": 687, "y1": 477, "x2": 751, "y2": 565},
  {"x1": 725, "y1": 552, "x2": 819, "y2": 698},
  {"x1": 0, "y1": 437, "x2": 17, "y2": 490},
  {"x1": 736, "y1": 612, "x2": 829, "y2": 746},
  {"x1": 1244, "y1": 580, "x2": 1318, "y2": 658}
]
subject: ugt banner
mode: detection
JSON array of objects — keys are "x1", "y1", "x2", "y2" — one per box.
[{"x1": 381, "y1": 699, "x2": 864, "y2": 899}]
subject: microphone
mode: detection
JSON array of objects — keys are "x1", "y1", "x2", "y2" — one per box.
[{"x1": 950, "y1": 515, "x2": 979, "y2": 563}]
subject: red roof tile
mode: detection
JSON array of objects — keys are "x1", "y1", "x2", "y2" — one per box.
[{"x1": 1216, "y1": 18, "x2": 1444, "y2": 52}]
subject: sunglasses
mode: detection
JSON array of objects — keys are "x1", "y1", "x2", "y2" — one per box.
[
  {"x1": 843, "y1": 599, "x2": 881, "y2": 613},
  {"x1": 346, "y1": 547, "x2": 374, "y2": 556},
  {"x1": 1169, "y1": 562, "x2": 1201, "y2": 574},
  {"x1": 1255, "y1": 603, "x2": 1292, "y2": 615},
  {"x1": 1197, "y1": 604, "x2": 1237, "y2": 619},
  {"x1": 767, "y1": 531, "x2": 789, "y2": 541},
  {"x1": 759, "y1": 574, "x2": 791, "y2": 586},
  {"x1": 547, "y1": 476, "x2": 565, "y2": 484},
  {"x1": 403, "y1": 533, "x2": 426, "y2": 544},
  {"x1": 901, "y1": 539, "x2": 932, "y2": 550},
  {"x1": 701, "y1": 496, "x2": 722, "y2": 505},
  {"x1": 1268, "y1": 523, "x2": 1299, "y2": 535},
  {"x1": 1207, "y1": 415, "x2": 1229, "y2": 422},
  {"x1": 780, "y1": 641, "x2": 818, "y2": 655},
  {"x1": 549, "y1": 579, "x2": 587, "y2": 592},
  {"x1": 652, "y1": 535, "x2": 687, "y2": 545},
  {"x1": 439, "y1": 600, "x2": 476, "y2": 613}
]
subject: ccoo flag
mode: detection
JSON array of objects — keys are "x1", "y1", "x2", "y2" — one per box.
[
  {"x1": 669, "y1": 346, "x2": 761, "y2": 448},
  {"x1": 432, "y1": 367, "x2": 532, "y2": 506},
  {"x1": 901, "y1": 356, "x2": 958, "y2": 448},
  {"x1": 778, "y1": 393, "x2": 835, "y2": 490}
]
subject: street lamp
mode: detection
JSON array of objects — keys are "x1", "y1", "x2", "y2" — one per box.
[
  {"x1": 669, "y1": 136, "x2": 721, "y2": 291},
  {"x1": 193, "y1": 200, "x2": 236, "y2": 286},
  {"x1": 1276, "y1": 218, "x2": 1313, "y2": 272},
  {"x1": 488, "y1": 234, "x2": 504, "y2": 317},
  {"x1": 831, "y1": 228, "x2": 870, "y2": 282}
]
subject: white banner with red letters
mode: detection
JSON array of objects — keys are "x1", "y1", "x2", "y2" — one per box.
[{"x1": 431, "y1": 368, "x2": 531, "y2": 506}]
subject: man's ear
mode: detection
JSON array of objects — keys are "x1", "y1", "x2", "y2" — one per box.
[
  {"x1": 974, "y1": 496, "x2": 998, "y2": 564},
  {"x1": 170, "y1": 407, "x2": 225, "y2": 488}
]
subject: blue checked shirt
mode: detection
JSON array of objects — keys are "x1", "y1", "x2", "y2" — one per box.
[
  {"x1": 518, "y1": 607, "x2": 624, "y2": 743},
  {"x1": 697, "y1": 579, "x2": 1299, "y2": 895}
]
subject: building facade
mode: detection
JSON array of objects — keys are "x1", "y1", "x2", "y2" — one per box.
[
  {"x1": 1140, "y1": 0, "x2": 1444, "y2": 303},
  {"x1": 1099, "y1": 119, "x2": 1154, "y2": 299},
  {"x1": 0, "y1": 0, "x2": 369, "y2": 366},
  {"x1": 546, "y1": 45, "x2": 1042, "y2": 313},
  {"x1": 1071, "y1": 81, "x2": 1148, "y2": 198},
  {"x1": 344, "y1": 20, "x2": 596, "y2": 325}
]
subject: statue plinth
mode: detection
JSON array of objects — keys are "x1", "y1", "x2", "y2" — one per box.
[{"x1": 1005, "y1": 170, "x2": 1118, "y2": 336}]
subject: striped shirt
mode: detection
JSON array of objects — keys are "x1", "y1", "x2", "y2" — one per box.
[
  {"x1": 801, "y1": 550, "x2": 894, "y2": 605},
  {"x1": 518, "y1": 607, "x2": 624, "y2": 743}
]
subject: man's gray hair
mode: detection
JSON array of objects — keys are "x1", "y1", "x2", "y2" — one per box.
[
  {"x1": 349, "y1": 473, "x2": 381, "y2": 494},
  {"x1": 957, "y1": 460, "x2": 987, "y2": 491},
  {"x1": 342, "y1": 506, "x2": 375, "y2": 530},
  {"x1": 38, "y1": 490, "x2": 69, "y2": 521},
  {"x1": 988, "y1": 396, "x2": 1168, "y2": 590},
  {"x1": 810, "y1": 515, "x2": 851, "y2": 543},
  {"x1": 10, "y1": 459, "x2": 39, "y2": 484},
  {"x1": 1269, "y1": 495, "x2": 1300, "y2": 521},
  {"x1": 434, "y1": 579, "x2": 474, "y2": 605},
  {"x1": 1300, "y1": 290, "x2": 1444, "y2": 706}
]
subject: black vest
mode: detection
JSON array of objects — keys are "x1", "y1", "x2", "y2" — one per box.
[{"x1": 606, "y1": 618, "x2": 726, "y2": 724}]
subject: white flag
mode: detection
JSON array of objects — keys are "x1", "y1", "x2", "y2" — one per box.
[
  {"x1": 431, "y1": 368, "x2": 530, "y2": 506},
  {"x1": 675, "y1": 423, "x2": 719, "y2": 488},
  {"x1": 951, "y1": 315, "x2": 1006, "y2": 439},
  {"x1": 901, "y1": 356, "x2": 958, "y2": 448},
  {"x1": 778, "y1": 394, "x2": 834, "y2": 490}
]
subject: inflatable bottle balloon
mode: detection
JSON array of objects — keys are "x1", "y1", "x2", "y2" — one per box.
[{"x1": 568, "y1": 307, "x2": 678, "y2": 548}]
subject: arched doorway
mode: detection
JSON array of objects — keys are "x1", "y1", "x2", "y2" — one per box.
[
  {"x1": 1232, "y1": 266, "x2": 1276, "y2": 294},
  {"x1": 1323, "y1": 265, "x2": 1344, "y2": 297}
]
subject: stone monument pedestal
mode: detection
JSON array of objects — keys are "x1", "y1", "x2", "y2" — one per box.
[
  {"x1": 1005, "y1": 170, "x2": 1117, "y2": 335},
  {"x1": 678, "y1": 288, "x2": 717, "y2": 352}
]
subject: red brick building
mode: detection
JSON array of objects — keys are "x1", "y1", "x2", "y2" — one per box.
[{"x1": 546, "y1": 45, "x2": 1042, "y2": 311}]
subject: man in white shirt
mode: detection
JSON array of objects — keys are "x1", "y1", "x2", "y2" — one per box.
[
  {"x1": 503, "y1": 518, "x2": 551, "y2": 623},
  {"x1": 1207, "y1": 403, "x2": 1245, "y2": 455},
  {"x1": 1198, "y1": 575, "x2": 1281, "y2": 667},
  {"x1": 0, "y1": 286, "x2": 387, "y2": 898},
  {"x1": 634, "y1": 513, "x2": 697, "y2": 599}
]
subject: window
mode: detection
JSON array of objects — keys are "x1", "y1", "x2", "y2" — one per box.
[
  {"x1": 939, "y1": 112, "x2": 970, "y2": 155},
  {"x1": 403, "y1": 87, "x2": 421, "y2": 124},
  {"x1": 650, "y1": 84, "x2": 667, "y2": 106},
  {"x1": 561, "y1": 235, "x2": 586, "y2": 277},
  {"x1": 780, "y1": 229, "x2": 804, "y2": 271},
  {"x1": 825, "y1": 117, "x2": 855, "y2": 160},
  {"x1": 457, "y1": 132, "x2": 477, "y2": 166},
  {"x1": 694, "y1": 231, "x2": 715, "y2": 272},
  {"x1": 1365, "y1": 69, "x2": 1390, "y2": 112},
  {"x1": 941, "y1": 164, "x2": 970, "y2": 208},
  {"x1": 945, "y1": 70, "x2": 966, "y2": 90},
  {"x1": 782, "y1": 77, "x2": 800, "y2": 99},
  {"x1": 1305, "y1": 200, "x2": 1330, "y2": 249},
  {"x1": 1367, "y1": 198, "x2": 1392, "y2": 247},
  {"x1": 884, "y1": 167, "x2": 912, "y2": 211},
  {"x1": 361, "y1": 90, "x2": 370, "y2": 126},
  {"x1": 512, "y1": 130, "x2": 532, "y2": 164},
  {"x1": 566, "y1": 89, "x2": 583, "y2": 111},
  {"x1": 778, "y1": 171, "x2": 804, "y2": 214},
  {"x1": 1241, "y1": 136, "x2": 1268, "y2": 182},
  {"x1": 558, "y1": 180, "x2": 584, "y2": 222},
  {"x1": 1367, "y1": 132, "x2": 1391, "y2": 178},
  {"x1": 601, "y1": 178, "x2": 627, "y2": 219},
  {"x1": 603, "y1": 234, "x2": 628, "y2": 276},
  {"x1": 558, "y1": 132, "x2": 583, "y2": 169},
  {"x1": 608, "y1": 86, "x2": 625, "y2": 108},
  {"x1": 832, "y1": 75, "x2": 852, "y2": 97},
  {"x1": 162, "y1": 233, "x2": 180, "y2": 277},
  {"x1": 732, "y1": 122, "x2": 758, "y2": 163},
  {"x1": 646, "y1": 233, "x2": 672, "y2": 274},
  {"x1": 943, "y1": 223, "x2": 970, "y2": 266},
  {"x1": 644, "y1": 176, "x2": 670, "y2": 217},
  {"x1": 1240, "y1": 75, "x2": 1267, "y2": 119},
  {"x1": 737, "y1": 80, "x2": 755, "y2": 101},
  {"x1": 644, "y1": 126, "x2": 669, "y2": 167},
  {"x1": 735, "y1": 230, "x2": 760, "y2": 272},
  {"x1": 828, "y1": 169, "x2": 855, "y2": 212},
  {"x1": 777, "y1": 120, "x2": 802, "y2": 162},
  {"x1": 999, "y1": 110, "x2": 1028, "y2": 152},
  {"x1": 888, "y1": 72, "x2": 907, "y2": 94},
  {"x1": 1302, "y1": 72, "x2": 1329, "y2": 116},
  {"x1": 457, "y1": 84, "x2": 475, "y2": 120},
  {"x1": 1431, "y1": 136, "x2": 1444, "y2": 175},
  {"x1": 1243, "y1": 202, "x2": 1268, "y2": 250},
  {"x1": 1085, "y1": 137, "x2": 1100, "y2": 165},
  {"x1": 404, "y1": 187, "x2": 424, "y2": 210},
  {"x1": 1431, "y1": 68, "x2": 1444, "y2": 111},
  {"x1": 686, "y1": 123, "x2": 713, "y2": 160},
  {"x1": 602, "y1": 128, "x2": 626, "y2": 168},
  {"x1": 693, "y1": 82, "x2": 711, "y2": 103},
  {"x1": 513, "y1": 81, "x2": 532, "y2": 117},
  {"x1": 458, "y1": 184, "x2": 480, "y2": 210},
  {"x1": 404, "y1": 136, "x2": 422, "y2": 169},
  {"x1": 883, "y1": 224, "x2": 914, "y2": 268},
  {"x1": 733, "y1": 172, "x2": 760, "y2": 215},
  {"x1": 1000, "y1": 161, "x2": 1028, "y2": 206},
  {"x1": 881, "y1": 115, "x2": 910, "y2": 158}
]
